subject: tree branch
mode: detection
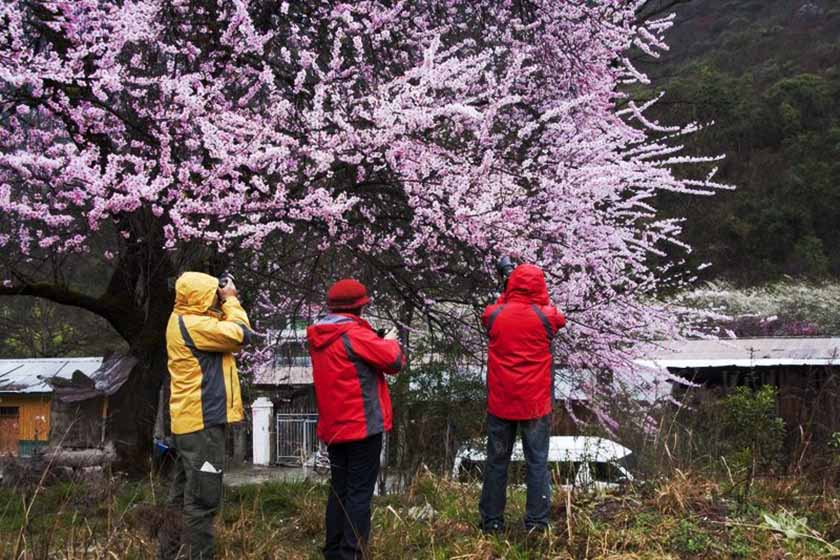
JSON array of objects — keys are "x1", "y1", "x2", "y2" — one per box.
[
  {"x1": 635, "y1": 0, "x2": 693, "y2": 24},
  {"x1": 0, "y1": 283, "x2": 139, "y2": 342}
]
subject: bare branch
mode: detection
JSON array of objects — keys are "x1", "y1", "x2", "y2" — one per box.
[{"x1": 0, "y1": 283, "x2": 139, "y2": 341}]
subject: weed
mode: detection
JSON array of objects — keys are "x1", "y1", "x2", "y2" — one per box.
[
  {"x1": 727, "y1": 527, "x2": 753, "y2": 558},
  {"x1": 669, "y1": 519, "x2": 712, "y2": 556}
]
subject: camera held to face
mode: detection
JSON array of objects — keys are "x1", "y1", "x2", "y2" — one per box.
[
  {"x1": 496, "y1": 256, "x2": 515, "y2": 281},
  {"x1": 218, "y1": 272, "x2": 235, "y2": 289}
]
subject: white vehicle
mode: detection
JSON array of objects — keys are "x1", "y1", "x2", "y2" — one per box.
[{"x1": 451, "y1": 436, "x2": 634, "y2": 492}]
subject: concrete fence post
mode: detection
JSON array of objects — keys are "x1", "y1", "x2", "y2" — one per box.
[{"x1": 251, "y1": 397, "x2": 274, "y2": 466}]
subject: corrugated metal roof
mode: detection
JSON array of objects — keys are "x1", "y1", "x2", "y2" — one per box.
[
  {"x1": 0, "y1": 357, "x2": 103, "y2": 394},
  {"x1": 638, "y1": 337, "x2": 840, "y2": 369}
]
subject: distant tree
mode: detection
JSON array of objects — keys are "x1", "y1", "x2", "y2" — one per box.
[
  {"x1": 642, "y1": 1, "x2": 840, "y2": 283},
  {"x1": 0, "y1": 297, "x2": 125, "y2": 358}
]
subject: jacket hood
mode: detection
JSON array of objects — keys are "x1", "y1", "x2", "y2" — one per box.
[
  {"x1": 307, "y1": 314, "x2": 368, "y2": 350},
  {"x1": 503, "y1": 264, "x2": 550, "y2": 305},
  {"x1": 173, "y1": 272, "x2": 219, "y2": 315}
]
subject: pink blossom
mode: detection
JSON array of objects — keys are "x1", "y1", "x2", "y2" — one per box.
[{"x1": 0, "y1": 1, "x2": 730, "y2": 431}]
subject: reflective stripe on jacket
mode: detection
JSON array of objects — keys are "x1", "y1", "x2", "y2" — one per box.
[
  {"x1": 307, "y1": 313, "x2": 405, "y2": 445},
  {"x1": 482, "y1": 264, "x2": 566, "y2": 420},
  {"x1": 166, "y1": 272, "x2": 252, "y2": 435}
]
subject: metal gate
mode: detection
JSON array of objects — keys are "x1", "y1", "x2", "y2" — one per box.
[{"x1": 276, "y1": 413, "x2": 319, "y2": 465}]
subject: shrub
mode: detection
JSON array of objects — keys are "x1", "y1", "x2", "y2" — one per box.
[{"x1": 720, "y1": 385, "x2": 785, "y2": 474}]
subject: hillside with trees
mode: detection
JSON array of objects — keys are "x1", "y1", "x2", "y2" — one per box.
[{"x1": 645, "y1": 0, "x2": 840, "y2": 284}]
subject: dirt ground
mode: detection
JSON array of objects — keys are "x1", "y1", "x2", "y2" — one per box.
[{"x1": 222, "y1": 464, "x2": 328, "y2": 487}]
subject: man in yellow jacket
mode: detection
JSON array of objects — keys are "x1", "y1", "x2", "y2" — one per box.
[{"x1": 159, "y1": 272, "x2": 252, "y2": 560}]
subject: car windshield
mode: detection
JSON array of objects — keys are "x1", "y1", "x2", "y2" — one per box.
[{"x1": 587, "y1": 461, "x2": 630, "y2": 484}]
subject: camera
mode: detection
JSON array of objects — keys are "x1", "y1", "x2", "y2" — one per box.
[
  {"x1": 218, "y1": 272, "x2": 235, "y2": 289},
  {"x1": 376, "y1": 326, "x2": 398, "y2": 339},
  {"x1": 495, "y1": 256, "x2": 515, "y2": 280}
]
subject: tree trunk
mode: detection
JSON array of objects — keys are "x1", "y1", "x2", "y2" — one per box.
[
  {"x1": 389, "y1": 304, "x2": 414, "y2": 488},
  {"x1": 106, "y1": 242, "x2": 175, "y2": 475},
  {"x1": 44, "y1": 442, "x2": 117, "y2": 468},
  {"x1": 106, "y1": 340, "x2": 169, "y2": 475}
]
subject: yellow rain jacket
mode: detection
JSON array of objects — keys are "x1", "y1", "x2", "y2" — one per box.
[{"x1": 166, "y1": 272, "x2": 252, "y2": 435}]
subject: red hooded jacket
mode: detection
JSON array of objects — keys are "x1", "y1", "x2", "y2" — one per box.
[
  {"x1": 482, "y1": 264, "x2": 566, "y2": 420},
  {"x1": 307, "y1": 314, "x2": 406, "y2": 444}
]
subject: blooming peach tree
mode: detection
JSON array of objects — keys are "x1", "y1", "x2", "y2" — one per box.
[{"x1": 0, "y1": 0, "x2": 725, "y2": 463}]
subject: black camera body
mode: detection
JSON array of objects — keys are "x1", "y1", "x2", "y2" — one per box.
[
  {"x1": 218, "y1": 272, "x2": 235, "y2": 289},
  {"x1": 495, "y1": 256, "x2": 515, "y2": 280}
]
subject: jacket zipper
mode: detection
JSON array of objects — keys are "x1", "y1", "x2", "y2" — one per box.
[{"x1": 228, "y1": 367, "x2": 235, "y2": 411}]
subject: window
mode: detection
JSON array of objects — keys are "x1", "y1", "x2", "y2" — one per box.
[
  {"x1": 0, "y1": 407, "x2": 19, "y2": 418},
  {"x1": 273, "y1": 341, "x2": 311, "y2": 368}
]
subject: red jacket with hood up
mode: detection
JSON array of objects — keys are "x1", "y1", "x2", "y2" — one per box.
[
  {"x1": 482, "y1": 264, "x2": 566, "y2": 420},
  {"x1": 307, "y1": 314, "x2": 406, "y2": 444}
]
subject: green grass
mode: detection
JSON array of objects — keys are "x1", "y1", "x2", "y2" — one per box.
[{"x1": 0, "y1": 470, "x2": 838, "y2": 559}]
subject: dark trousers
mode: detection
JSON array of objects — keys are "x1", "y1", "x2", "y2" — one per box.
[
  {"x1": 158, "y1": 425, "x2": 226, "y2": 560},
  {"x1": 479, "y1": 413, "x2": 551, "y2": 531},
  {"x1": 324, "y1": 433, "x2": 383, "y2": 560}
]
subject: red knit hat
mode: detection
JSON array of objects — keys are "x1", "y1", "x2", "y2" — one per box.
[{"x1": 326, "y1": 279, "x2": 371, "y2": 311}]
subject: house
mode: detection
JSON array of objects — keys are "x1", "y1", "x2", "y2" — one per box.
[
  {"x1": 0, "y1": 357, "x2": 102, "y2": 457},
  {"x1": 253, "y1": 327, "x2": 314, "y2": 411},
  {"x1": 638, "y1": 337, "x2": 840, "y2": 444},
  {"x1": 252, "y1": 328, "x2": 318, "y2": 464}
]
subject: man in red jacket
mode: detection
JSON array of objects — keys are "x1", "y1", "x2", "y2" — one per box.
[
  {"x1": 307, "y1": 279, "x2": 406, "y2": 560},
  {"x1": 480, "y1": 263, "x2": 566, "y2": 532}
]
